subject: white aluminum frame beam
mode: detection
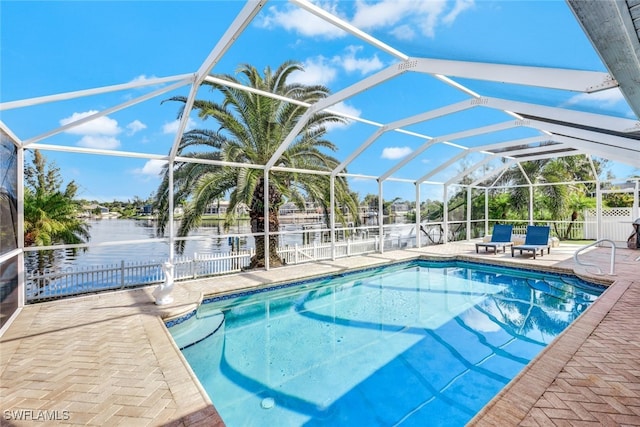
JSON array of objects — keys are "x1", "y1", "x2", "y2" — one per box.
[
  {"x1": 551, "y1": 135, "x2": 640, "y2": 166},
  {"x1": 169, "y1": 0, "x2": 265, "y2": 161},
  {"x1": 446, "y1": 156, "x2": 497, "y2": 186},
  {"x1": 471, "y1": 136, "x2": 552, "y2": 155},
  {"x1": 498, "y1": 143, "x2": 574, "y2": 158},
  {"x1": 415, "y1": 135, "x2": 552, "y2": 184},
  {"x1": 380, "y1": 119, "x2": 529, "y2": 181},
  {"x1": 525, "y1": 119, "x2": 640, "y2": 162},
  {"x1": 515, "y1": 150, "x2": 589, "y2": 163},
  {"x1": 290, "y1": 0, "x2": 408, "y2": 61},
  {"x1": 469, "y1": 160, "x2": 519, "y2": 187},
  {"x1": 483, "y1": 97, "x2": 640, "y2": 132},
  {"x1": 23, "y1": 80, "x2": 191, "y2": 147},
  {"x1": 412, "y1": 58, "x2": 617, "y2": 93},
  {"x1": 0, "y1": 74, "x2": 195, "y2": 111},
  {"x1": 0, "y1": 121, "x2": 22, "y2": 149},
  {"x1": 28, "y1": 143, "x2": 170, "y2": 161},
  {"x1": 332, "y1": 98, "x2": 478, "y2": 177},
  {"x1": 458, "y1": 149, "x2": 587, "y2": 188}
]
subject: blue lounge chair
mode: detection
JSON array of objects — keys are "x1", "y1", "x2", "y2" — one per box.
[
  {"x1": 475, "y1": 224, "x2": 513, "y2": 254},
  {"x1": 511, "y1": 225, "x2": 551, "y2": 259}
]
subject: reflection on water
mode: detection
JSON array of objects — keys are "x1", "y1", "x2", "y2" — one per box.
[
  {"x1": 174, "y1": 262, "x2": 602, "y2": 427},
  {"x1": 27, "y1": 217, "x2": 412, "y2": 271}
]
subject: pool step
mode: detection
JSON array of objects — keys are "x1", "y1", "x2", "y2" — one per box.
[{"x1": 169, "y1": 308, "x2": 225, "y2": 350}]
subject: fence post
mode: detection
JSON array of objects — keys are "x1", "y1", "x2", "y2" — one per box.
[
  {"x1": 120, "y1": 260, "x2": 125, "y2": 289},
  {"x1": 193, "y1": 252, "x2": 198, "y2": 279},
  {"x1": 294, "y1": 244, "x2": 299, "y2": 264},
  {"x1": 347, "y1": 239, "x2": 351, "y2": 256},
  {"x1": 313, "y1": 242, "x2": 318, "y2": 260}
]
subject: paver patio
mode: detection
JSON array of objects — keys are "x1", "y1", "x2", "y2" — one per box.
[{"x1": 1, "y1": 242, "x2": 638, "y2": 426}]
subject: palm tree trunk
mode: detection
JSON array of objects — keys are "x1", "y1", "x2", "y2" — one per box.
[
  {"x1": 249, "y1": 178, "x2": 284, "y2": 269},
  {"x1": 563, "y1": 211, "x2": 578, "y2": 240}
]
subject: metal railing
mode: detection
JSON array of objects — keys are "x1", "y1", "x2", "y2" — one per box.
[{"x1": 573, "y1": 239, "x2": 616, "y2": 276}]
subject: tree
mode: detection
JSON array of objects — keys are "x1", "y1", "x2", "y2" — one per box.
[
  {"x1": 23, "y1": 150, "x2": 90, "y2": 270},
  {"x1": 564, "y1": 193, "x2": 595, "y2": 239},
  {"x1": 492, "y1": 156, "x2": 603, "y2": 239},
  {"x1": 154, "y1": 61, "x2": 360, "y2": 268}
]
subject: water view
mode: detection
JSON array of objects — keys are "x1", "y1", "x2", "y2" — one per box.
[{"x1": 26, "y1": 217, "x2": 414, "y2": 271}]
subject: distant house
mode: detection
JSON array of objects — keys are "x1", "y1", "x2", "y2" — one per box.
[
  {"x1": 390, "y1": 201, "x2": 409, "y2": 215},
  {"x1": 82, "y1": 204, "x2": 109, "y2": 217},
  {"x1": 205, "y1": 201, "x2": 229, "y2": 215},
  {"x1": 139, "y1": 205, "x2": 153, "y2": 216},
  {"x1": 204, "y1": 201, "x2": 249, "y2": 216},
  {"x1": 279, "y1": 201, "x2": 320, "y2": 216}
]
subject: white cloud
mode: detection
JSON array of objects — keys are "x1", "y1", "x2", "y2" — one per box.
[
  {"x1": 77, "y1": 135, "x2": 121, "y2": 150},
  {"x1": 60, "y1": 111, "x2": 121, "y2": 135},
  {"x1": 442, "y1": 0, "x2": 475, "y2": 25},
  {"x1": 132, "y1": 159, "x2": 167, "y2": 177},
  {"x1": 352, "y1": 0, "x2": 415, "y2": 29},
  {"x1": 261, "y1": 1, "x2": 473, "y2": 42},
  {"x1": 330, "y1": 101, "x2": 361, "y2": 119},
  {"x1": 352, "y1": 0, "x2": 452, "y2": 39},
  {"x1": 565, "y1": 88, "x2": 625, "y2": 108},
  {"x1": 291, "y1": 48, "x2": 383, "y2": 87},
  {"x1": 290, "y1": 56, "x2": 338, "y2": 86},
  {"x1": 324, "y1": 101, "x2": 362, "y2": 131},
  {"x1": 162, "y1": 118, "x2": 196, "y2": 135},
  {"x1": 129, "y1": 74, "x2": 158, "y2": 84},
  {"x1": 338, "y1": 46, "x2": 384, "y2": 75},
  {"x1": 126, "y1": 120, "x2": 147, "y2": 135},
  {"x1": 390, "y1": 24, "x2": 416, "y2": 41},
  {"x1": 382, "y1": 146, "x2": 412, "y2": 159},
  {"x1": 258, "y1": 3, "x2": 346, "y2": 39}
]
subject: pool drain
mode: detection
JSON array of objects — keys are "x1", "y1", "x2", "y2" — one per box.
[{"x1": 261, "y1": 397, "x2": 275, "y2": 409}]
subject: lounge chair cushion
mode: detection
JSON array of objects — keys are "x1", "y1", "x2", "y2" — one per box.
[
  {"x1": 476, "y1": 224, "x2": 514, "y2": 254},
  {"x1": 511, "y1": 225, "x2": 551, "y2": 259}
]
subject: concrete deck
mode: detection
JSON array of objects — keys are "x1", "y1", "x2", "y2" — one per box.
[{"x1": 1, "y1": 242, "x2": 638, "y2": 426}]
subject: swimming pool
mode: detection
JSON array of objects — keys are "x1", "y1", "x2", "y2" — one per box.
[{"x1": 167, "y1": 259, "x2": 604, "y2": 426}]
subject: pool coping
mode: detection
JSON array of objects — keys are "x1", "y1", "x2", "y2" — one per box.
[
  {"x1": 162, "y1": 251, "x2": 618, "y2": 425},
  {"x1": 468, "y1": 274, "x2": 629, "y2": 425},
  {"x1": 2, "y1": 243, "x2": 637, "y2": 425}
]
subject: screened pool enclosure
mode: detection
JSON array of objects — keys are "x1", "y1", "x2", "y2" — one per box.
[{"x1": 1, "y1": 1, "x2": 640, "y2": 325}]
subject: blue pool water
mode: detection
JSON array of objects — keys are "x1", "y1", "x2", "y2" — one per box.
[{"x1": 167, "y1": 260, "x2": 604, "y2": 426}]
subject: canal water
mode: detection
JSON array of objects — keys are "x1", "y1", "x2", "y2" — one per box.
[{"x1": 27, "y1": 217, "x2": 412, "y2": 271}]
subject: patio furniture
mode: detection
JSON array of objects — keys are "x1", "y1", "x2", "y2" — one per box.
[
  {"x1": 475, "y1": 224, "x2": 514, "y2": 254},
  {"x1": 511, "y1": 225, "x2": 551, "y2": 259}
]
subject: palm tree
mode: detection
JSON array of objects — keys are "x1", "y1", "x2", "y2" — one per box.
[
  {"x1": 23, "y1": 189, "x2": 89, "y2": 247},
  {"x1": 493, "y1": 156, "x2": 602, "y2": 237},
  {"x1": 563, "y1": 193, "x2": 595, "y2": 239},
  {"x1": 154, "y1": 61, "x2": 360, "y2": 268},
  {"x1": 23, "y1": 150, "x2": 90, "y2": 271}
]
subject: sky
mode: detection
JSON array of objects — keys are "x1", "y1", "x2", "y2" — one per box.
[{"x1": 1, "y1": 0, "x2": 638, "y2": 203}]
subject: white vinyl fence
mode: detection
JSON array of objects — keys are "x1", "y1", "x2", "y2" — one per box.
[
  {"x1": 584, "y1": 208, "x2": 636, "y2": 241},
  {"x1": 26, "y1": 238, "x2": 385, "y2": 303}
]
